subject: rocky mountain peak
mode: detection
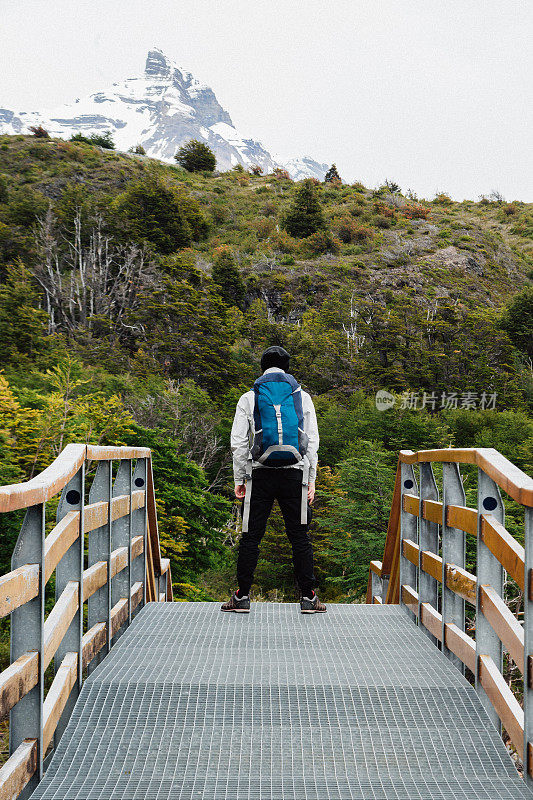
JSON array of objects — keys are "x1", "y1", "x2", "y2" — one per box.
[
  {"x1": 0, "y1": 49, "x2": 328, "y2": 179},
  {"x1": 144, "y1": 48, "x2": 172, "y2": 79}
]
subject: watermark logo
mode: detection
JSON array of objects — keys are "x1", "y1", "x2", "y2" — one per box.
[
  {"x1": 375, "y1": 390, "x2": 396, "y2": 411},
  {"x1": 375, "y1": 390, "x2": 497, "y2": 412}
]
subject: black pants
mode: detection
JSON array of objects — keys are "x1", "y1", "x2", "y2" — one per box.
[{"x1": 237, "y1": 468, "x2": 316, "y2": 596}]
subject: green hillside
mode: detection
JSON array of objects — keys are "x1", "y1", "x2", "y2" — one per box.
[{"x1": 0, "y1": 133, "x2": 532, "y2": 603}]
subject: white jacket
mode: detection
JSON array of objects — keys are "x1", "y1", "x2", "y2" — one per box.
[{"x1": 230, "y1": 367, "x2": 319, "y2": 486}]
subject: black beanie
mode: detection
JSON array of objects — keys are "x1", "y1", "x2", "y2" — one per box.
[{"x1": 261, "y1": 346, "x2": 290, "y2": 372}]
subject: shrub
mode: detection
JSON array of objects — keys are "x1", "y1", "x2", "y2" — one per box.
[
  {"x1": 0, "y1": 175, "x2": 8, "y2": 204},
  {"x1": 253, "y1": 218, "x2": 275, "y2": 239},
  {"x1": 209, "y1": 203, "x2": 228, "y2": 224},
  {"x1": 433, "y1": 192, "x2": 453, "y2": 205},
  {"x1": 250, "y1": 164, "x2": 263, "y2": 175},
  {"x1": 273, "y1": 167, "x2": 291, "y2": 180},
  {"x1": 272, "y1": 230, "x2": 298, "y2": 253},
  {"x1": 373, "y1": 214, "x2": 392, "y2": 229},
  {"x1": 373, "y1": 201, "x2": 396, "y2": 219},
  {"x1": 282, "y1": 179, "x2": 325, "y2": 238},
  {"x1": 303, "y1": 229, "x2": 340, "y2": 255},
  {"x1": 28, "y1": 125, "x2": 50, "y2": 138},
  {"x1": 129, "y1": 144, "x2": 146, "y2": 155},
  {"x1": 262, "y1": 201, "x2": 277, "y2": 217},
  {"x1": 510, "y1": 213, "x2": 533, "y2": 239},
  {"x1": 402, "y1": 204, "x2": 430, "y2": 220},
  {"x1": 502, "y1": 202, "x2": 519, "y2": 216},
  {"x1": 70, "y1": 131, "x2": 115, "y2": 149},
  {"x1": 335, "y1": 216, "x2": 374, "y2": 244},
  {"x1": 175, "y1": 139, "x2": 216, "y2": 172}
]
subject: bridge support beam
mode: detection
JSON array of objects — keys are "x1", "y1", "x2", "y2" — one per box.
[
  {"x1": 476, "y1": 470, "x2": 504, "y2": 733},
  {"x1": 9, "y1": 503, "x2": 45, "y2": 798},
  {"x1": 131, "y1": 458, "x2": 148, "y2": 611},
  {"x1": 112, "y1": 460, "x2": 132, "y2": 641},
  {"x1": 87, "y1": 461, "x2": 113, "y2": 673},
  {"x1": 54, "y1": 464, "x2": 84, "y2": 747},
  {"x1": 418, "y1": 463, "x2": 439, "y2": 644},
  {"x1": 400, "y1": 462, "x2": 418, "y2": 623},
  {"x1": 441, "y1": 463, "x2": 466, "y2": 673}
]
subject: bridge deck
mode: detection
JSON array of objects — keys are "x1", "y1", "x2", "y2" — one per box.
[{"x1": 31, "y1": 602, "x2": 531, "y2": 800}]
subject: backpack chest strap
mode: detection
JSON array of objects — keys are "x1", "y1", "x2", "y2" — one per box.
[{"x1": 273, "y1": 404, "x2": 283, "y2": 444}]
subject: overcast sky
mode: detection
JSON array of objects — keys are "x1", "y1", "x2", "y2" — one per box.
[{"x1": 2, "y1": 0, "x2": 531, "y2": 200}]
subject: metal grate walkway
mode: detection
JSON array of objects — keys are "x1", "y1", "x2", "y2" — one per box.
[{"x1": 31, "y1": 603, "x2": 532, "y2": 799}]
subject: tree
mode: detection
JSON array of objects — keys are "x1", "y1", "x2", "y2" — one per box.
[
  {"x1": 384, "y1": 179, "x2": 401, "y2": 194},
  {"x1": 115, "y1": 177, "x2": 208, "y2": 254},
  {"x1": 212, "y1": 246, "x2": 245, "y2": 309},
  {"x1": 175, "y1": 139, "x2": 216, "y2": 172},
  {"x1": 324, "y1": 164, "x2": 341, "y2": 183},
  {"x1": 0, "y1": 261, "x2": 51, "y2": 368},
  {"x1": 282, "y1": 179, "x2": 325, "y2": 238},
  {"x1": 34, "y1": 210, "x2": 153, "y2": 336},
  {"x1": 123, "y1": 424, "x2": 231, "y2": 582},
  {"x1": 129, "y1": 144, "x2": 146, "y2": 155},
  {"x1": 29, "y1": 125, "x2": 50, "y2": 138},
  {"x1": 317, "y1": 440, "x2": 396, "y2": 598},
  {"x1": 501, "y1": 287, "x2": 533, "y2": 359},
  {"x1": 133, "y1": 276, "x2": 236, "y2": 393},
  {"x1": 0, "y1": 375, "x2": 24, "y2": 574},
  {"x1": 70, "y1": 131, "x2": 115, "y2": 149}
]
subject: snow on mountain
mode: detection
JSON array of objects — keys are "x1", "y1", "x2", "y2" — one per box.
[
  {"x1": 0, "y1": 49, "x2": 327, "y2": 180},
  {"x1": 282, "y1": 156, "x2": 329, "y2": 182}
]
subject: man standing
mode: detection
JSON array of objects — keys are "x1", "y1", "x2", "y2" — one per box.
[{"x1": 221, "y1": 346, "x2": 326, "y2": 614}]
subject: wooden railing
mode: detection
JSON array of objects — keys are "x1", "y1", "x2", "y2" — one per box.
[
  {"x1": 0, "y1": 444, "x2": 172, "y2": 800},
  {"x1": 367, "y1": 447, "x2": 533, "y2": 789}
]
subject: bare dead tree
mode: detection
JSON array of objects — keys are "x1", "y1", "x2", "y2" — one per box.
[{"x1": 34, "y1": 209, "x2": 154, "y2": 336}]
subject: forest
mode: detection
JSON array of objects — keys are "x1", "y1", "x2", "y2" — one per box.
[{"x1": 0, "y1": 132, "x2": 532, "y2": 607}]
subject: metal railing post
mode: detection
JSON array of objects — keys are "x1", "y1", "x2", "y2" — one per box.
[
  {"x1": 132, "y1": 458, "x2": 148, "y2": 610},
  {"x1": 9, "y1": 503, "x2": 45, "y2": 797},
  {"x1": 400, "y1": 461, "x2": 418, "y2": 621},
  {"x1": 370, "y1": 570, "x2": 382, "y2": 603},
  {"x1": 418, "y1": 462, "x2": 439, "y2": 643},
  {"x1": 87, "y1": 460, "x2": 112, "y2": 673},
  {"x1": 441, "y1": 462, "x2": 466, "y2": 672},
  {"x1": 111, "y1": 459, "x2": 132, "y2": 640},
  {"x1": 53, "y1": 463, "x2": 84, "y2": 747},
  {"x1": 477, "y1": 469, "x2": 504, "y2": 732},
  {"x1": 525, "y1": 506, "x2": 533, "y2": 789}
]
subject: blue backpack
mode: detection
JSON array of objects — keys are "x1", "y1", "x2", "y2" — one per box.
[{"x1": 250, "y1": 372, "x2": 309, "y2": 466}]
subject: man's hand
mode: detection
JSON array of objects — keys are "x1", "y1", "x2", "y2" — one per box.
[
  {"x1": 308, "y1": 481, "x2": 315, "y2": 504},
  {"x1": 235, "y1": 483, "x2": 246, "y2": 499}
]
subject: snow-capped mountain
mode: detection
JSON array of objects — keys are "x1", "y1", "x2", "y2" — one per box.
[{"x1": 0, "y1": 49, "x2": 328, "y2": 180}]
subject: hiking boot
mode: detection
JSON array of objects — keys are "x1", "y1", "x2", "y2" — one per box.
[
  {"x1": 221, "y1": 592, "x2": 250, "y2": 613},
  {"x1": 300, "y1": 593, "x2": 327, "y2": 614}
]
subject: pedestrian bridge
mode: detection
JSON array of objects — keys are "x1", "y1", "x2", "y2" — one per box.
[{"x1": 0, "y1": 444, "x2": 532, "y2": 799}]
